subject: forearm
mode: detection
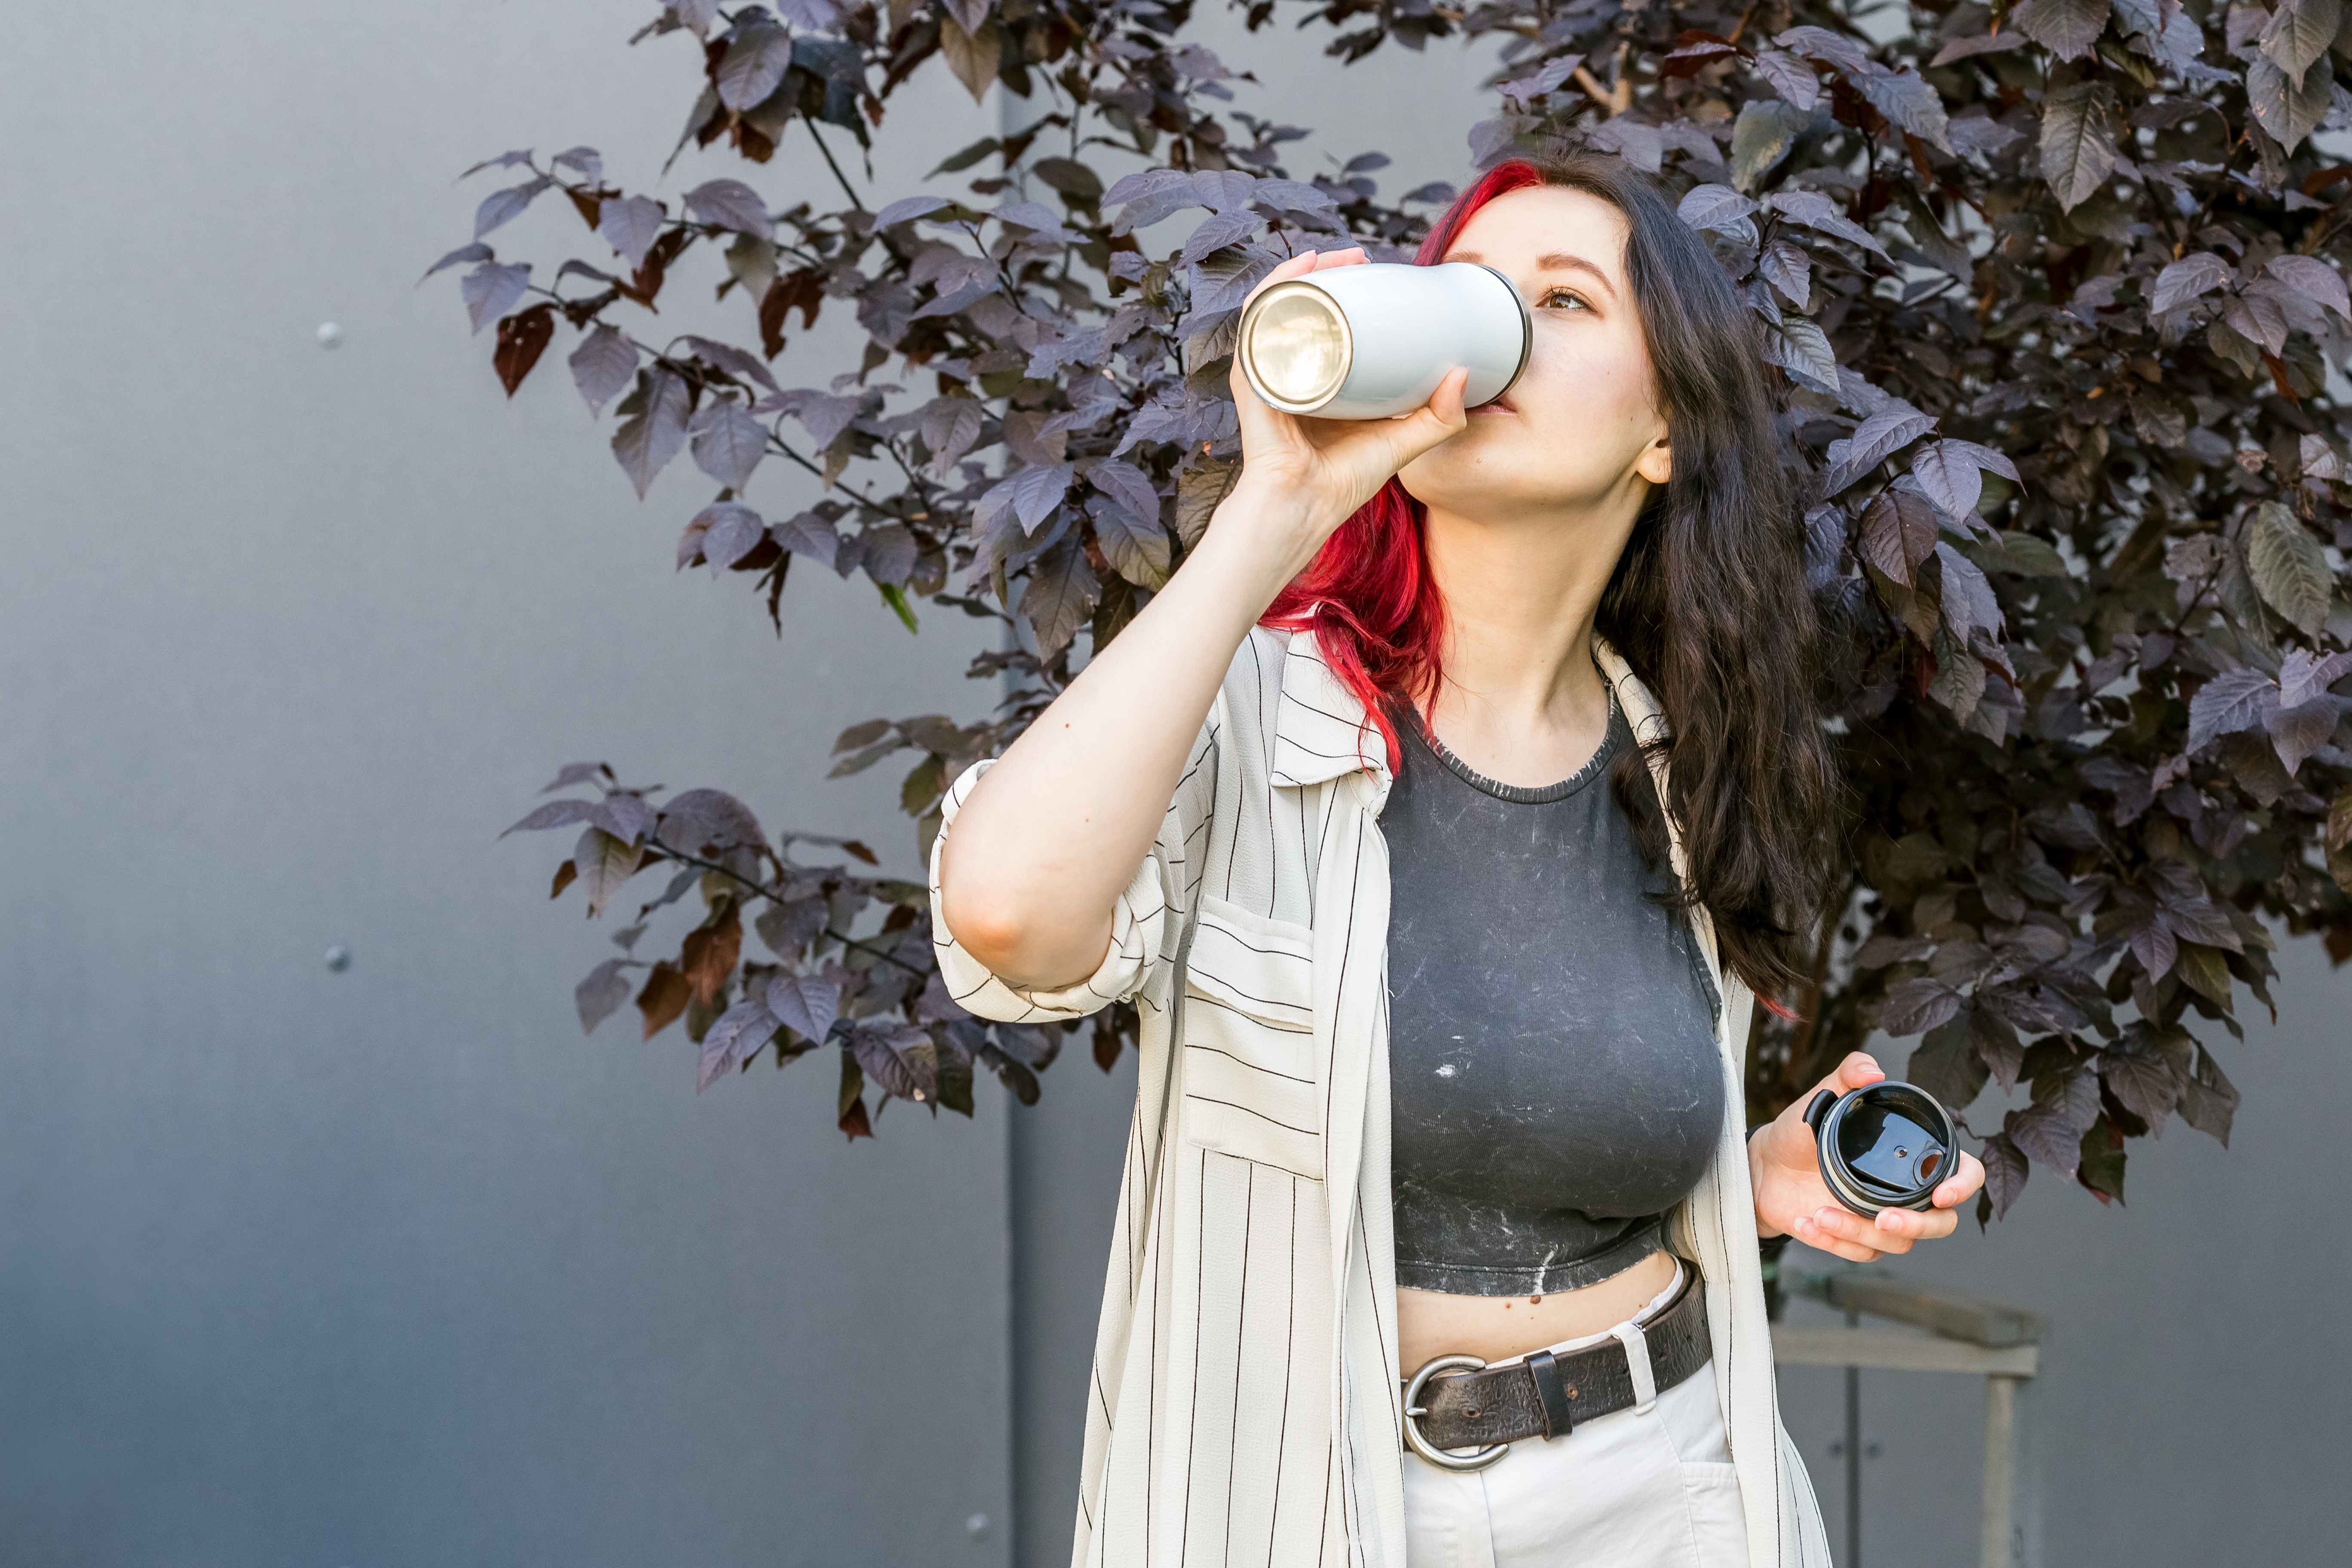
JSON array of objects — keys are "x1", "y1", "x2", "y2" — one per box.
[
  {"x1": 1749, "y1": 1127, "x2": 1784, "y2": 1240},
  {"x1": 939, "y1": 482, "x2": 1322, "y2": 989}
]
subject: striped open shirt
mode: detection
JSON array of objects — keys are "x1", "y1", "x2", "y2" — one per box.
[{"x1": 929, "y1": 623, "x2": 1833, "y2": 1568}]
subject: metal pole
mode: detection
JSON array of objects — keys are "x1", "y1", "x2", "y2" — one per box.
[
  {"x1": 1979, "y1": 1373, "x2": 2021, "y2": 1568},
  {"x1": 1844, "y1": 1302, "x2": 1861, "y2": 1568}
]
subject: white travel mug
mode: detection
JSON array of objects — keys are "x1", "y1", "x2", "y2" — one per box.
[{"x1": 1234, "y1": 260, "x2": 1531, "y2": 420}]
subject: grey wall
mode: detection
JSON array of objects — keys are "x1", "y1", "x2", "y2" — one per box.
[
  {"x1": 1773, "y1": 918, "x2": 2350, "y2": 1568},
  {"x1": 4, "y1": 3, "x2": 2343, "y2": 1568},
  {"x1": 2, "y1": 3, "x2": 1011, "y2": 1564}
]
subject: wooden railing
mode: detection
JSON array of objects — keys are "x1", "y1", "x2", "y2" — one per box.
[{"x1": 1772, "y1": 1267, "x2": 2043, "y2": 1568}]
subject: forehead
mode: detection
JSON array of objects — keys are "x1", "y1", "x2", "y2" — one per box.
[{"x1": 1440, "y1": 185, "x2": 1630, "y2": 286}]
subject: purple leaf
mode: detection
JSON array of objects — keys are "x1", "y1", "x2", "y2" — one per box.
[
  {"x1": 849, "y1": 1021, "x2": 936, "y2": 1102},
  {"x1": 1880, "y1": 976, "x2": 1963, "y2": 1036},
  {"x1": 1934, "y1": 542, "x2": 2006, "y2": 647},
  {"x1": 576, "y1": 959, "x2": 633, "y2": 1034},
  {"x1": 1764, "y1": 189, "x2": 1893, "y2": 261},
  {"x1": 611, "y1": 369, "x2": 691, "y2": 499},
  {"x1": 2265, "y1": 692, "x2": 2343, "y2": 774},
  {"x1": 1763, "y1": 317, "x2": 1840, "y2": 394},
  {"x1": 717, "y1": 22, "x2": 793, "y2": 110},
  {"x1": 459, "y1": 148, "x2": 535, "y2": 179},
  {"x1": 691, "y1": 401, "x2": 770, "y2": 490},
  {"x1": 474, "y1": 176, "x2": 554, "y2": 240},
  {"x1": 1677, "y1": 184, "x2": 1758, "y2": 233},
  {"x1": 554, "y1": 259, "x2": 622, "y2": 288},
  {"x1": 1910, "y1": 438, "x2": 1999, "y2": 519},
  {"x1": 768, "y1": 974, "x2": 843, "y2": 1043},
  {"x1": 695, "y1": 502, "x2": 767, "y2": 570},
  {"x1": 1103, "y1": 168, "x2": 1214, "y2": 236},
  {"x1": 1179, "y1": 210, "x2": 1265, "y2": 263},
  {"x1": 1091, "y1": 503, "x2": 1171, "y2": 587},
  {"x1": 679, "y1": 335, "x2": 781, "y2": 394},
  {"x1": 780, "y1": 390, "x2": 864, "y2": 448},
  {"x1": 1010, "y1": 462, "x2": 1074, "y2": 533},
  {"x1": 1825, "y1": 405, "x2": 1937, "y2": 493},
  {"x1": 2148, "y1": 251, "x2": 2231, "y2": 314},
  {"x1": 876, "y1": 194, "x2": 954, "y2": 227},
  {"x1": 1018, "y1": 536, "x2": 1100, "y2": 657},
  {"x1": 460, "y1": 262, "x2": 532, "y2": 334},
  {"x1": 775, "y1": 0, "x2": 847, "y2": 29},
  {"x1": 501, "y1": 799, "x2": 597, "y2": 836},
  {"x1": 772, "y1": 510, "x2": 842, "y2": 570},
  {"x1": 551, "y1": 146, "x2": 603, "y2": 180},
  {"x1": 655, "y1": 789, "x2": 766, "y2": 855},
  {"x1": 2279, "y1": 647, "x2": 2352, "y2": 709},
  {"x1": 686, "y1": 179, "x2": 772, "y2": 236},
  {"x1": 1979, "y1": 1133, "x2": 2029, "y2": 1219},
  {"x1": 599, "y1": 196, "x2": 666, "y2": 269},
  {"x1": 755, "y1": 898, "x2": 828, "y2": 960},
  {"x1": 2005, "y1": 1066, "x2": 2100, "y2": 1178},
  {"x1": 567, "y1": 325, "x2": 639, "y2": 416},
  {"x1": 2266, "y1": 253, "x2": 2351, "y2": 320},
  {"x1": 2186, "y1": 666, "x2": 2279, "y2": 754},
  {"x1": 421, "y1": 242, "x2": 492, "y2": 282},
  {"x1": 590, "y1": 793, "x2": 655, "y2": 845},
  {"x1": 1085, "y1": 459, "x2": 1162, "y2": 529},
  {"x1": 860, "y1": 523, "x2": 918, "y2": 585},
  {"x1": 699, "y1": 999, "x2": 779, "y2": 1091}
]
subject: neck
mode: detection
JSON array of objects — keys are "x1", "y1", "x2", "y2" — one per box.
[{"x1": 1418, "y1": 495, "x2": 1643, "y2": 744}]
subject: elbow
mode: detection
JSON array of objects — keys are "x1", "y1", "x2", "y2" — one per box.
[
  {"x1": 939, "y1": 877, "x2": 1032, "y2": 976},
  {"x1": 937, "y1": 828, "x2": 1044, "y2": 976}
]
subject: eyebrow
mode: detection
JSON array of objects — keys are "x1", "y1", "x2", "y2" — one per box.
[{"x1": 1448, "y1": 250, "x2": 1617, "y2": 302}]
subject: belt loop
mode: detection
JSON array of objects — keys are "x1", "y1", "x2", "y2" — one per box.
[
  {"x1": 1609, "y1": 1320, "x2": 1659, "y2": 1417},
  {"x1": 1525, "y1": 1348, "x2": 1577, "y2": 1440}
]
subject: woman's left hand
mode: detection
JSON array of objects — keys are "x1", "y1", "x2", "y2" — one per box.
[{"x1": 1747, "y1": 1050, "x2": 1986, "y2": 1262}]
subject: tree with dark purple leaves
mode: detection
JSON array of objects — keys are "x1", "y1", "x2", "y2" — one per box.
[{"x1": 458, "y1": 0, "x2": 2352, "y2": 1234}]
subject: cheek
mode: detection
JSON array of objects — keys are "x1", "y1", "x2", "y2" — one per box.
[{"x1": 1519, "y1": 348, "x2": 1648, "y2": 430}]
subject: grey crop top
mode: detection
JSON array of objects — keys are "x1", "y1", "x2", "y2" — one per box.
[{"x1": 1383, "y1": 672, "x2": 1727, "y2": 1297}]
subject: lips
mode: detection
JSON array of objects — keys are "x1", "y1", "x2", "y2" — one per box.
[{"x1": 1472, "y1": 393, "x2": 1515, "y2": 414}]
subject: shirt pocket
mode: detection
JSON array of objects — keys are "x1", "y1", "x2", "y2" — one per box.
[{"x1": 1177, "y1": 892, "x2": 1323, "y2": 1180}]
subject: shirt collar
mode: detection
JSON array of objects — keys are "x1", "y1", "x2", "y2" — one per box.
[{"x1": 1269, "y1": 623, "x2": 1671, "y2": 790}]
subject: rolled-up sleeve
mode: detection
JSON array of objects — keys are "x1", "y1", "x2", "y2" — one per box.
[{"x1": 927, "y1": 754, "x2": 1181, "y2": 1023}]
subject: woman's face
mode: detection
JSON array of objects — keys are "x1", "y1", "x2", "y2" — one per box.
[{"x1": 1397, "y1": 184, "x2": 1671, "y2": 522}]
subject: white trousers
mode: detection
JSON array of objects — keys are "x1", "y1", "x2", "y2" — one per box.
[{"x1": 1401, "y1": 1257, "x2": 1749, "y2": 1567}]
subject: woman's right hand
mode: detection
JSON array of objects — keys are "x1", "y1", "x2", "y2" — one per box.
[{"x1": 1220, "y1": 245, "x2": 1473, "y2": 556}]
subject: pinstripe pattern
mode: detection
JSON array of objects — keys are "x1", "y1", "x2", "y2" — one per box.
[{"x1": 928, "y1": 625, "x2": 1832, "y2": 1568}]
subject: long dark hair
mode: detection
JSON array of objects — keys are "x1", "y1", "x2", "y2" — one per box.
[{"x1": 1261, "y1": 151, "x2": 1849, "y2": 1019}]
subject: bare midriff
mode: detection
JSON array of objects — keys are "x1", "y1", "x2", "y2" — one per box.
[{"x1": 1396, "y1": 1245, "x2": 1679, "y2": 1372}]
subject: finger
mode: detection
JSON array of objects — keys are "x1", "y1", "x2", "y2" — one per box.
[
  {"x1": 1381, "y1": 366, "x2": 1470, "y2": 466},
  {"x1": 1240, "y1": 247, "x2": 1323, "y2": 313},
  {"x1": 1796, "y1": 1216, "x2": 1884, "y2": 1265},
  {"x1": 1932, "y1": 1149, "x2": 1986, "y2": 1209},
  {"x1": 1864, "y1": 1209, "x2": 1930, "y2": 1248},
  {"x1": 1831, "y1": 1050, "x2": 1887, "y2": 1093},
  {"x1": 1305, "y1": 245, "x2": 1368, "y2": 272}
]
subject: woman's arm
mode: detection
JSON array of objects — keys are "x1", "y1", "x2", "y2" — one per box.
[
  {"x1": 938, "y1": 246, "x2": 1473, "y2": 993},
  {"x1": 937, "y1": 490, "x2": 1307, "y2": 989}
]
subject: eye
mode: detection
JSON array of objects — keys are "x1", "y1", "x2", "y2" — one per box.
[{"x1": 1540, "y1": 287, "x2": 1591, "y2": 311}]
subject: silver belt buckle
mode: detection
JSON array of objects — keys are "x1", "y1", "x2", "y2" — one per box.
[{"x1": 1401, "y1": 1353, "x2": 1510, "y2": 1471}]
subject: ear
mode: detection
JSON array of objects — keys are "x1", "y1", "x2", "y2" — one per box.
[{"x1": 1635, "y1": 432, "x2": 1672, "y2": 488}]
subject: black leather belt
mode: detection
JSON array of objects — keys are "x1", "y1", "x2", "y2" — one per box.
[{"x1": 1399, "y1": 1258, "x2": 1711, "y2": 1470}]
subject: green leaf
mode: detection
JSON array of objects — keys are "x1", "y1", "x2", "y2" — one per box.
[
  {"x1": 879, "y1": 582, "x2": 921, "y2": 633},
  {"x1": 2075, "y1": 1114, "x2": 2127, "y2": 1204},
  {"x1": 2245, "y1": 501, "x2": 2330, "y2": 636}
]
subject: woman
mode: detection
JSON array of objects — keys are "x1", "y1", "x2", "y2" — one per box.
[{"x1": 931, "y1": 152, "x2": 1987, "y2": 1568}]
